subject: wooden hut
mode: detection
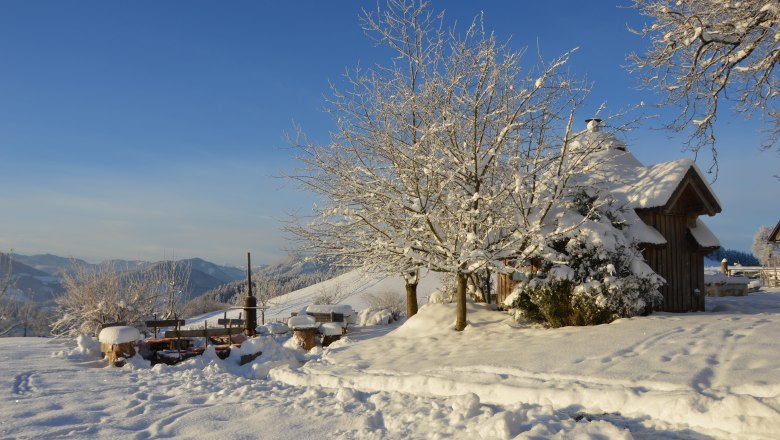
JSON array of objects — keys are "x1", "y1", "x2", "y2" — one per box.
[
  {"x1": 497, "y1": 123, "x2": 722, "y2": 312},
  {"x1": 768, "y1": 220, "x2": 780, "y2": 243}
]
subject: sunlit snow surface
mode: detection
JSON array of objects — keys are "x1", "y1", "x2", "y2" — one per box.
[{"x1": 3, "y1": 288, "x2": 780, "y2": 439}]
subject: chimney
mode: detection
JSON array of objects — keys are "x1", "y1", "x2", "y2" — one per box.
[{"x1": 585, "y1": 118, "x2": 602, "y2": 132}]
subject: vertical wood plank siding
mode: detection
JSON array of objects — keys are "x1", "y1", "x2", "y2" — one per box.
[{"x1": 639, "y1": 211, "x2": 705, "y2": 312}]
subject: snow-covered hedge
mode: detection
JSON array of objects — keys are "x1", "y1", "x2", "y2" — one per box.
[{"x1": 505, "y1": 191, "x2": 664, "y2": 327}]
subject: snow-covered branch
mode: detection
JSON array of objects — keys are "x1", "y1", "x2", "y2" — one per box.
[{"x1": 630, "y1": 0, "x2": 780, "y2": 173}]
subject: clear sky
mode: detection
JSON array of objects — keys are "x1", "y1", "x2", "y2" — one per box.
[{"x1": 1, "y1": 1, "x2": 778, "y2": 267}]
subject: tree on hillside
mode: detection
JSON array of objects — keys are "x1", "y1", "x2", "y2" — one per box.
[
  {"x1": 289, "y1": 0, "x2": 624, "y2": 330},
  {"x1": 154, "y1": 258, "x2": 191, "y2": 319},
  {"x1": 753, "y1": 225, "x2": 779, "y2": 266},
  {"x1": 630, "y1": 0, "x2": 780, "y2": 172},
  {"x1": 0, "y1": 251, "x2": 19, "y2": 336}
]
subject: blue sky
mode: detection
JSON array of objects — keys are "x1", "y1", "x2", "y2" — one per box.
[{"x1": 1, "y1": 1, "x2": 778, "y2": 267}]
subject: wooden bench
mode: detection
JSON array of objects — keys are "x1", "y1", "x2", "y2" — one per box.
[
  {"x1": 163, "y1": 327, "x2": 243, "y2": 339},
  {"x1": 145, "y1": 319, "x2": 186, "y2": 338}
]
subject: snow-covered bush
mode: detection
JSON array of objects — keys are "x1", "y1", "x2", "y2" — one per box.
[
  {"x1": 427, "y1": 289, "x2": 453, "y2": 304},
  {"x1": 362, "y1": 290, "x2": 405, "y2": 321},
  {"x1": 505, "y1": 191, "x2": 663, "y2": 327},
  {"x1": 358, "y1": 308, "x2": 395, "y2": 326}
]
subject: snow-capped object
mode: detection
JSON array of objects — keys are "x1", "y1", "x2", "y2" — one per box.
[
  {"x1": 572, "y1": 128, "x2": 721, "y2": 246},
  {"x1": 98, "y1": 326, "x2": 141, "y2": 345},
  {"x1": 585, "y1": 117, "x2": 602, "y2": 132},
  {"x1": 288, "y1": 315, "x2": 317, "y2": 329},
  {"x1": 690, "y1": 218, "x2": 720, "y2": 249},
  {"x1": 304, "y1": 304, "x2": 355, "y2": 317},
  {"x1": 264, "y1": 322, "x2": 289, "y2": 335},
  {"x1": 319, "y1": 322, "x2": 344, "y2": 336}
]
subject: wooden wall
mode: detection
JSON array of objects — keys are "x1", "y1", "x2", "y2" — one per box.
[
  {"x1": 496, "y1": 272, "x2": 518, "y2": 305},
  {"x1": 638, "y1": 211, "x2": 705, "y2": 312}
]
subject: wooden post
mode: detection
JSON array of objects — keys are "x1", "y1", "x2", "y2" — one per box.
[
  {"x1": 721, "y1": 258, "x2": 728, "y2": 275},
  {"x1": 774, "y1": 256, "x2": 778, "y2": 287},
  {"x1": 244, "y1": 253, "x2": 257, "y2": 336}
]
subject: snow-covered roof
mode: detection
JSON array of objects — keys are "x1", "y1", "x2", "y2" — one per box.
[
  {"x1": 578, "y1": 133, "x2": 719, "y2": 213},
  {"x1": 574, "y1": 129, "x2": 721, "y2": 247},
  {"x1": 690, "y1": 218, "x2": 720, "y2": 249}
]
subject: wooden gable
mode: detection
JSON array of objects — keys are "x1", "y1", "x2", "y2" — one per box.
[
  {"x1": 663, "y1": 167, "x2": 721, "y2": 216},
  {"x1": 769, "y1": 220, "x2": 780, "y2": 243}
]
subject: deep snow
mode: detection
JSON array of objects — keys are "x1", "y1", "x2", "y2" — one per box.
[{"x1": 2, "y1": 271, "x2": 779, "y2": 439}]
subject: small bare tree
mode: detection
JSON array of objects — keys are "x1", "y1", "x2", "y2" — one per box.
[
  {"x1": 0, "y1": 250, "x2": 19, "y2": 336},
  {"x1": 52, "y1": 260, "x2": 162, "y2": 337},
  {"x1": 312, "y1": 282, "x2": 350, "y2": 305},
  {"x1": 630, "y1": 0, "x2": 780, "y2": 173},
  {"x1": 155, "y1": 258, "x2": 191, "y2": 319}
]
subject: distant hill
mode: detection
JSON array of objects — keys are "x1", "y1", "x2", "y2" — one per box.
[
  {"x1": 706, "y1": 247, "x2": 759, "y2": 266},
  {"x1": 188, "y1": 258, "x2": 245, "y2": 284},
  {"x1": 10, "y1": 253, "x2": 89, "y2": 276},
  {"x1": 259, "y1": 254, "x2": 334, "y2": 279},
  {"x1": 191, "y1": 255, "x2": 343, "y2": 311},
  {"x1": 1, "y1": 254, "x2": 64, "y2": 303},
  {"x1": 1, "y1": 253, "x2": 248, "y2": 305}
]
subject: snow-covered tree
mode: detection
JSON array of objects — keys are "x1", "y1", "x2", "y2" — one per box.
[
  {"x1": 505, "y1": 189, "x2": 664, "y2": 327},
  {"x1": 153, "y1": 258, "x2": 191, "y2": 319},
  {"x1": 285, "y1": 0, "x2": 443, "y2": 318},
  {"x1": 51, "y1": 259, "x2": 190, "y2": 337},
  {"x1": 753, "y1": 225, "x2": 779, "y2": 266},
  {"x1": 630, "y1": 0, "x2": 780, "y2": 171},
  {"x1": 290, "y1": 0, "x2": 625, "y2": 330}
]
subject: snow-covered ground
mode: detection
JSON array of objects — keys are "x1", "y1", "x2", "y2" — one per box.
[{"x1": 2, "y1": 273, "x2": 780, "y2": 439}]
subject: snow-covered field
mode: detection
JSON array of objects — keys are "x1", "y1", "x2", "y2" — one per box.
[{"x1": 2, "y1": 272, "x2": 780, "y2": 439}]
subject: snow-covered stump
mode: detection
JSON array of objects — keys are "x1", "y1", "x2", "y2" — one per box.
[
  {"x1": 98, "y1": 326, "x2": 141, "y2": 366},
  {"x1": 288, "y1": 315, "x2": 318, "y2": 350},
  {"x1": 319, "y1": 323, "x2": 344, "y2": 347}
]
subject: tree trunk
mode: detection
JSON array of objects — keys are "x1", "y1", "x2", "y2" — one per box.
[
  {"x1": 405, "y1": 281, "x2": 419, "y2": 318},
  {"x1": 455, "y1": 272, "x2": 467, "y2": 331}
]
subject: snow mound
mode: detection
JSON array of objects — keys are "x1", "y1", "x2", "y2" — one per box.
[
  {"x1": 98, "y1": 326, "x2": 141, "y2": 344},
  {"x1": 358, "y1": 308, "x2": 394, "y2": 326}
]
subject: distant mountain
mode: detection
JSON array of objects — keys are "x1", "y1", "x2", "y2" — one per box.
[
  {"x1": 1, "y1": 252, "x2": 248, "y2": 305},
  {"x1": 2, "y1": 254, "x2": 51, "y2": 278},
  {"x1": 10, "y1": 253, "x2": 90, "y2": 276},
  {"x1": 259, "y1": 254, "x2": 336, "y2": 279},
  {"x1": 188, "y1": 258, "x2": 245, "y2": 284},
  {"x1": 134, "y1": 258, "x2": 245, "y2": 300},
  {"x1": 1, "y1": 254, "x2": 64, "y2": 303},
  {"x1": 195, "y1": 254, "x2": 342, "y2": 308},
  {"x1": 103, "y1": 259, "x2": 151, "y2": 273}
]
